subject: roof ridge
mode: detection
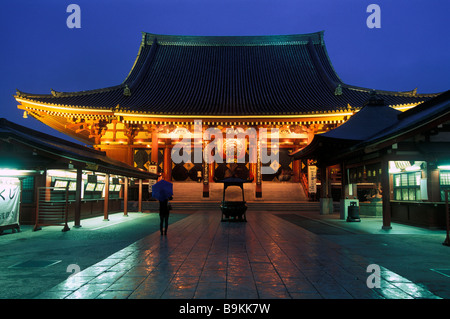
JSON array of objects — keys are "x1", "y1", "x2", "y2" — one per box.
[
  {"x1": 15, "y1": 31, "x2": 439, "y2": 116},
  {"x1": 0, "y1": 117, "x2": 105, "y2": 155},
  {"x1": 16, "y1": 84, "x2": 124, "y2": 99},
  {"x1": 306, "y1": 38, "x2": 341, "y2": 92},
  {"x1": 142, "y1": 31, "x2": 325, "y2": 46},
  {"x1": 397, "y1": 89, "x2": 450, "y2": 120},
  {"x1": 343, "y1": 85, "x2": 440, "y2": 97}
]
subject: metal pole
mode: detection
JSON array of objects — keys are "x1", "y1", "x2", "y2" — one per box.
[
  {"x1": 73, "y1": 167, "x2": 82, "y2": 228},
  {"x1": 62, "y1": 186, "x2": 70, "y2": 232},
  {"x1": 33, "y1": 187, "x2": 42, "y2": 231},
  {"x1": 443, "y1": 190, "x2": 450, "y2": 246}
]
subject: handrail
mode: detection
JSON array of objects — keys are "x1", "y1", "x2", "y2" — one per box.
[{"x1": 300, "y1": 173, "x2": 309, "y2": 198}]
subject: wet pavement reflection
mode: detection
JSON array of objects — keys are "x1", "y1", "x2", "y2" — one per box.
[{"x1": 36, "y1": 211, "x2": 441, "y2": 299}]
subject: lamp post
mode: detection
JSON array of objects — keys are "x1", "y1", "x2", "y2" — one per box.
[{"x1": 443, "y1": 190, "x2": 450, "y2": 246}]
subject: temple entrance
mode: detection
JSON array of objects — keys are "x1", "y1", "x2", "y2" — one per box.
[
  {"x1": 134, "y1": 144, "x2": 295, "y2": 183},
  {"x1": 172, "y1": 163, "x2": 203, "y2": 182},
  {"x1": 214, "y1": 163, "x2": 250, "y2": 180},
  {"x1": 261, "y1": 148, "x2": 294, "y2": 182},
  {"x1": 170, "y1": 181, "x2": 307, "y2": 202}
]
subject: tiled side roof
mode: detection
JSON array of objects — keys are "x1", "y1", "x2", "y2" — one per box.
[
  {"x1": 0, "y1": 118, "x2": 157, "y2": 179},
  {"x1": 290, "y1": 90, "x2": 450, "y2": 162},
  {"x1": 16, "y1": 32, "x2": 438, "y2": 115}
]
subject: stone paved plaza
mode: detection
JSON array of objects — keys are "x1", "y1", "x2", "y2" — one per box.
[{"x1": 34, "y1": 211, "x2": 442, "y2": 300}]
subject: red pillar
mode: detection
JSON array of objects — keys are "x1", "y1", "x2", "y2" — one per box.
[
  {"x1": 256, "y1": 140, "x2": 262, "y2": 198},
  {"x1": 151, "y1": 131, "x2": 159, "y2": 164},
  {"x1": 103, "y1": 173, "x2": 109, "y2": 221},
  {"x1": 292, "y1": 143, "x2": 301, "y2": 183},
  {"x1": 123, "y1": 176, "x2": 129, "y2": 217},
  {"x1": 164, "y1": 140, "x2": 172, "y2": 181}
]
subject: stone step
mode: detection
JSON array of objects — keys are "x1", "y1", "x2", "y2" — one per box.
[{"x1": 127, "y1": 201, "x2": 340, "y2": 211}]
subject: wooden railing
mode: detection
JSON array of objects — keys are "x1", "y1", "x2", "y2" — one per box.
[{"x1": 34, "y1": 187, "x2": 70, "y2": 232}]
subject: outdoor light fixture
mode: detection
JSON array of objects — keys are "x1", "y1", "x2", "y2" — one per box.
[
  {"x1": 405, "y1": 164, "x2": 422, "y2": 172},
  {"x1": 389, "y1": 161, "x2": 425, "y2": 173},
  {"x1": 0, "y1": 169, "x2": 36, "y2": 176},
  {"x1": 47, "y1": 169, "x2": 77, "y2": 179}
]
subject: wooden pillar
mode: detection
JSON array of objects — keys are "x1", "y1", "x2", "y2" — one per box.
[
  {"x1": 200, "y1": 139, "x2": 209, "y2": 198},
  {"x1": 151, "y1": 132, "x2": 159, "y2": 164},
  {"x1": 292, "y1": 159, "x2": 300, "y2": 183},
  {"x1": 250, "y1": 162, "x2": 256, "y2": 182},
  {"x1": 203, "y1": 157, "x2": 209, "y2": 198},
  {"x1": 340, "y1": 162, "x2": 347, "y2": 199},
  {"x1": 320, "y1": 166, "x2": 331, "y2": 198},
  {"x1": 319, "y1": 166, "x2": 325, "y2": 199},
  {"x1": 339, "y1": 162, "x2": 350, "y2": 220},
  {"x1": 319, "y1": 165, "x2": 333, "y2": 215},
  {"x1": 74, "y1": 167, "x2": 82, "y2": 228},
  {"x1": 164, "y1": 140, "x2": 172, "y2": 181},
  {"x1": 123, "y1": 176, "x2": 129, "y2": 217},
  {"x1": 103, "y1": 173, "x2": 109, "y2": 221},
  {"x1": 127, "y1": 146, "x2": 133, "y2": 167},
  {"x1": 249, "y1": 136, "x2": 257, "y2": 182},
  {"x1": 428, "y1": 167, "x2": 441, "y2": 202},
  {"x1": 209, "y1": 159, "x2": 214, "y2": 183},
  {"x1": 307, "y1": 125, "x2": 315, "y2": 144},
  {"x1": 327, "y1": 166, "x2": 332, "y2": 198},
  {"x1": 45, "y1": 171, "x2": 51, "y2": 202},
  {"x1": 292, "y1": 142, "x2": 301, "y2": 183},
  {"x1": 138, "y1": 178, "x2": 143, "y2": 213},
  {"x1": 381, "y1": 158, "x2": 392, "y2": 229},
  {"x1": 256, "y1": 140, "x2": 262, "y2": 198}
]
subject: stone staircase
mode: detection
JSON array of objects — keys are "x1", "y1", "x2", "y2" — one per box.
[
  {"x1": 126, "y1": 181, "x2": 340, "y2": 212},
  {"x1": 127, "y1": 200, "x2": 337, "y2": 212}
]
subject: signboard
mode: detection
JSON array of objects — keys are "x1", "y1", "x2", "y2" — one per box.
[
  {"x1": 256, "y1": 141, "x2": 261, "y2": 185},
  {"x1": 203, "y1": 161, "x2": 209, "y2": 185},
  {"x1": 308, "y1": 165, "x2": 317, "y2": 194},
  {"x1": 148, "y1": 179, "x2": 157, "y2": 193},
  {"x1": 0, "y1": 178, "x2": 21, "y2": 227},
  {"x1": 149, "y1": 163, "x2": 158, "y2": 174}
]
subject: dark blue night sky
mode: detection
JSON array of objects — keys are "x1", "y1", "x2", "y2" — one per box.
[{"x1": 1, "y1": 0, "x2": 449, "y2": 143}]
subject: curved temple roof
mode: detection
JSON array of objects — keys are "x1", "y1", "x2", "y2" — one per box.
[{"x1": 16, "y1": 31, "x2": 438, "y2": 116}]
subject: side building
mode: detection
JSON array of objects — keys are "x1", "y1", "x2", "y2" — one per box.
[
  {"x1": 291, "y1": 90, "x2": 450, "y2": 229},
  {"x1": 0, "y1": 118, "x2": 156, "y2": 231}
]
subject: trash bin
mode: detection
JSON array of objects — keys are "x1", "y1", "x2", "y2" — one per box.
[{"x1": 347, "y1": 201, "x2": 361, "y2": 222}]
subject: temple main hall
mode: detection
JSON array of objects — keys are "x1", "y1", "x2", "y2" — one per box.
[{"x1": 15, "y1": 31, "x2": 438, "y2": 199}]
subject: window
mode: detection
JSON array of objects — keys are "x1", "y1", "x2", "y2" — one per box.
[
  {"x1": 393, "y1": 172, "x2": 421, "y2": 201},
  {"x1": 440, "y1": 171, "x2": 450, "y2": 201}
]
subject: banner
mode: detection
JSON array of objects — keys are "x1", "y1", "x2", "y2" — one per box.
[
  {"x1": 0, "y1": 178, "x2": 21, "y2": 227},
  {"x1": 308, "y1": 165, "x2": 317, "y2": 194}
]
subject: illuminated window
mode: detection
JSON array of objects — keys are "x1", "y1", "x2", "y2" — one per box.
[
  {"x1": 440, "y1": 171, "x2": 450, "y2": 201},
  {"x1": 393, "y1": 172, "x2": 421, "y2": 201}
]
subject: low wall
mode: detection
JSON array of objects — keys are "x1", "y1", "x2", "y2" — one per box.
[{"x1": 391, "y1": 201, "x2": 446, "y2": 229}]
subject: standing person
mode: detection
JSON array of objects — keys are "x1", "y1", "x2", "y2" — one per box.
[{"x1": 159, "y1": 196, "x2": 172, "y2": 235}]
